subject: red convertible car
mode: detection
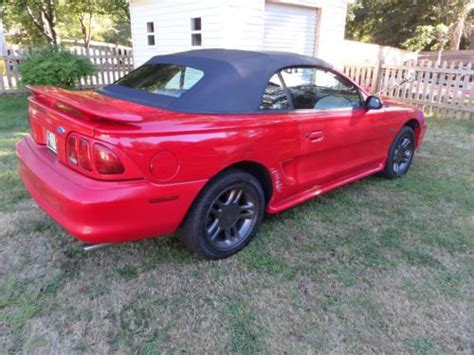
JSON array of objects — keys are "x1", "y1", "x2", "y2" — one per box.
[{"x1": 17, "y1": 49, "x2": 426, "y2": 258}]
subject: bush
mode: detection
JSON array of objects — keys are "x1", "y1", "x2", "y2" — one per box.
[{"x1": 18, "y1": 46, "x2": 95, "y2": 89}]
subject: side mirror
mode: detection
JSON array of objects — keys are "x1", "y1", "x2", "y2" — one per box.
[{"x1": 366, "y1": 96, "x2": 382, "y2": 110}]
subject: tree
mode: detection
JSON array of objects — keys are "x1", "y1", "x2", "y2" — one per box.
[
  {"x1": 403, "y1": 24, "x2": 449, "y2": 63},
  {"x1": 1, "y1": 0, "x2": 62, "y2": 46},
  {"x1": 66, "y1": 0, "x2": 97, "y2": 49},
  {"x1": 24, "y1": 0, "x2": 60, "y2": 45},
  {"x1": 98, "y1": 0, "x2": 130, "y2": 24},
  {"x1": 447, "y1": 0, "x2": 473, "y2": 50},
  {"x1": 346, "y1": 0, "x2": 439, "y2": 48},
  {"x1": 96, "y1": 0, "x2": 130, "y2": 45},
  {"x1": 402, "y1": 25, "x2": 449, "y2": 51},
  {"x1": 1, "y1": 0, "x2": 131, "y2": 47},
  {"x1": 346, "y1": 0, "x2": 474, "y2": 51}
]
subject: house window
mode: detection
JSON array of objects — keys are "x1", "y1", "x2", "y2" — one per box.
[
  {"x1": 191, "y1": 17, "x2": 202, "y2": 46},
  {"x1": 191, "y1": 33, "x2": 202, "y2": 46},
  {"x1": 147, "y1": 21, "x2": 155, "y2": 46},
  {"x1": 191, "y1": 17, "x2": 201, "y2": 31}
]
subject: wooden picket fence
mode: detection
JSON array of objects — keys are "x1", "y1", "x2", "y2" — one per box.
[
  {"x1": 0, "y1": 43, "x2": 134, "y2": 93},
  {"x1": 69, "y1": 44, "x2": 134, "y2": 89},
  {"x1": 418, "y1": 50, "x2": 474, "y2": 63},
  {"x1": 343, "y1": 64, "x2": 380, "y2": 93},
  {"x1": 0, "y1": 47, "x2": 23, "y2": 93},
  {"x1": 2, "y1": 45, "x2": 473, "y2": 118},
  {"x1": 344, "y1": 60, "x2": 474, "y2": 118}
]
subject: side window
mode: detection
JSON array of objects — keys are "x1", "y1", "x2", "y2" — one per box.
[
  {"x1": 280, "y1": 67, "x2": 362, "y2": 110},
  {"x1": 259, "y1": 73, "x2": 289, "y2": 110}
]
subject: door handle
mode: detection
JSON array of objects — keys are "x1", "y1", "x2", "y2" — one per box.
[{"x1": 306, "y1": 131, "x2": 324, "y2": 142}]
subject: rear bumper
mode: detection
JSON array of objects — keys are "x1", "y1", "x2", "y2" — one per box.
[{"x1": 16, "y1": 136, "x2": 206, "y2": 243}]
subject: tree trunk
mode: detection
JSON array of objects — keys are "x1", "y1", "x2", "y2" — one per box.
[
  {"x1": 470, "y1": 26, "x2": 474, "y2": 50},
  {"x1": 449, "y1": 17, "x2": 465, "y2": 50},
  {"x1": 437, "y1": 49, "x2": 443, "y2": 65},
  {"x1": 79, "y1": 14, "x2": 92, "y2": 49},
  {"x1": 0, "y1": 12, "x2": 6, "y2": 55},
  {"x1": 25, "y1": 0, "x2": 60, "y2": 46},
  {"x1": 448, "y1": 1, "x2": 470, "y2": 50},
  {"x1": 46, "y1": 0, "x2": 60, "y2": 45}
]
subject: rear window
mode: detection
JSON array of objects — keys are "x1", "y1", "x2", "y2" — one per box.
[{"x1": 116, "y1": 64, "x2": 204, "y2": 98}]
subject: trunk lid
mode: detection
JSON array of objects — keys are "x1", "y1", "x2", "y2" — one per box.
[{"x1": 26, "y1": 86, "x2": 157, "y2": 175}]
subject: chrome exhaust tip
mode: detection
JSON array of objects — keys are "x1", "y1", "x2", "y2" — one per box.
[{"x1": 82, "y1": 243, "x2": 112, "y2": 252}]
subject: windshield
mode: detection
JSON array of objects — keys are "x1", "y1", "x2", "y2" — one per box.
[{"x1": 115, "y1": 64, "x2": 204, "y2": 98}]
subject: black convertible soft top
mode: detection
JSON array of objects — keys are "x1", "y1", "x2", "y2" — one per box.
[{"x1": 100, "y1": 49, "x2": 333, "y2": 114}]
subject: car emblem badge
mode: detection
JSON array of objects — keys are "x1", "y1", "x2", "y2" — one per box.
[{"x1": 56, "y1": 126, "x2": 66, "y2": 135}]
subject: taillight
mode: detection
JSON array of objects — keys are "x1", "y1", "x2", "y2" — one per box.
[
  {"x1": 78, "y1": 139, "x2": 92, "y2": 171},
  {"x1": 28, "y1": 108, "x2": 39, "y2": 142},
  {"x1": 67, "y1": 135, "x2": 78, "y2": 165},
  {"x1": 66, "y1": 134, "x2": 128, "y2": 177},
  {"x1": 93, "y1": 143, "x2": 124, "y2": 174}
]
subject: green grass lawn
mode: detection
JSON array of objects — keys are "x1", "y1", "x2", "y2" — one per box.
[{"x1": 0, "y1": 95, "x2": 473, "y2": 353}]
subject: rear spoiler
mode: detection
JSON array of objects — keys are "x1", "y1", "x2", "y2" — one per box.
[{"x1": 26, "y1": 85, "x2": 143, "y2": 123}]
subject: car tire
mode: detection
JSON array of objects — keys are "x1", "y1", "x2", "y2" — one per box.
[
  {"x1": 382, "y1": 126, "x2": 416, "y2": 179},
  {"x1": 179, "y1": 169, "x2": 265, "y2": 259}
]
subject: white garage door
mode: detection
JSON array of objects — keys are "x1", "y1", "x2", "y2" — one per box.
[{"x1": 263, "y1": 3, "x2": 317, "y2": 57}]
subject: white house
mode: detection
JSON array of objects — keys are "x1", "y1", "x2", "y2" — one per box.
[{"x1": 129, "y1": 0, "x2": 352, "y2": 68}]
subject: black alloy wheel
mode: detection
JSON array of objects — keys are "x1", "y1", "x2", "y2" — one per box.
[
  {"x1": 180, "y1": 169, "x2": 265, "y2": 259},
  {"x1": 382, "y1": 126, "x2": 416, "y2": 179}
]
